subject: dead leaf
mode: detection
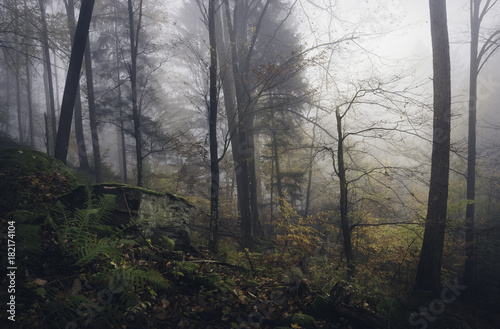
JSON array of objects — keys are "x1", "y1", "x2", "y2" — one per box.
[
  {"x1": 34, "y1": 278, "x2": 48, "y2": 286},
  {"x1": 161, "y1": 298, "x2": 170, "y2": 308},
  {"x1": 238, "y1": 295, "x2": 248, "y2": 305},
  {"x1": 69, "y1": 278, "x2": 82, "y2": 296}
]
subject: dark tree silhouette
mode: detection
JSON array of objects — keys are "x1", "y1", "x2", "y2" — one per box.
[{"x1": 55, "y1": 0, "x2": 96, "y2": 164}]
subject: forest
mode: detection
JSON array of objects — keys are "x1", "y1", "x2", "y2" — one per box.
[{"x1": 0, "y1": 0, "x2": 499, "y2": 328}]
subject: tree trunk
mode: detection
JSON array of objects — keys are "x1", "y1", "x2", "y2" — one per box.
[
  {"x1": 15, "y1": 69, "x2": 23, "y2": 144},
  {"x1": 24, "y1": 0, "x2": 35, "y2": 148},
  {"x1": 64, "y1": 0, "x2": 89, "y2": 170},
  {"x1": 415, "y1": 0, "x2": 451, "y2": 294},
  {"x1": 84, "y1": 39, "x2": 102, "y2": 183},
  {"x1": 127, "y1": 0, "x2": 144, "y2": 187},
  {"x1": 3, "y1": 61, "x2": 11, "y2": 134},
  {"x1": 74, "y1": 89, "x2": 90, "y2": 169},
  {"x1": 465, "y1": 0, "x2": 480, "y2": 287},
  {"x1": 336, "y1": 106, "x2": 355, "y2": 279},
  {"x1": 25, "y1": 55, "x2": 34, "y2": 147},
  {"x1": 55, "y1": 0, "x2": 96, "y2": 163},
  {"x1": 208, "y1": 0, "x2": 220, "y2": 252},
  {"x1": 39, "y1": 0, "x2": 57, "y2": 155},
  {"x1": 114, "y1": 5, "x2": 127, "y2": 183},
  {"x1": 272, "y1": 130, "x2": 284, "y2": 200},
  {"x1": 304, "y1": 108, "x2": 318, "y2": 218}
]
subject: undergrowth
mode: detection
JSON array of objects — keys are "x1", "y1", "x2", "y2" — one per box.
[{"x1": 16, "y1": 188, "x2": 171, "y2": 328}]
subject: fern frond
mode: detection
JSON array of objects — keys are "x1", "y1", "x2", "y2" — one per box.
[
  {"x1": 74, "y1": 238, "x2": 120, "y2": 266},
  {"x1": 122, "y1": 267, "x2": 170, "y2": 290},
  {"x1": 125, "y1": 301, "x2": 152, "y2": 321},
  {"x1": 92, "y1": 194, "x2": 116, "y2": 224}
]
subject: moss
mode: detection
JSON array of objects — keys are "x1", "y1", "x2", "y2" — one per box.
[
  {"x1": 225, "y1": 277, "x2": 237, "y2": 287},
  {"x1": 310, "y1": 295, "x2": 333, "y2": 319},
  {"x1": 246, "y1": 279, "x2": 259, "y2": 286},
  {"x1": 180, "y1": 262, "x2": 200, "y2": 278},
  {"x1": 152, "y1": 236, "x2": 175, "y2": 250},
  {"x1": 0, "y1": 147, "x2": 78, "y2": 188},
  {"x1": 93, "y1": 182, "x2": 192, "y2": 206},
  {"x1": 290, "y1": 314, "x2": 317, "y2": 329}
]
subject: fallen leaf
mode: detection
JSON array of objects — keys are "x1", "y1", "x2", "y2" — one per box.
[
  {"x1": 161, "y1": 298, "x2": 170, "y2": 308},
  {"x1": 34, "y1": 278, "x2": 47, "y2": 286}
]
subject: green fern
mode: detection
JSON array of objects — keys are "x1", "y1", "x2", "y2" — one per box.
[
  {"x1": 106, "y1": 266, "x2": 170, "y2": 291},
  {"x1": 50, "y1": 188, "x2": 122, "y2": 265},
  {"x1": 125, "y1": 301, "x2": 152, "y2": 321}
]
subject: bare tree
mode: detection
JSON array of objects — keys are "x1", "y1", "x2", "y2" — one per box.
[
  {"x1": 414, "y1": 0, "x2": 452, "y2": 294},
  {"x1": 38, "y1": 0, "x2": 57, "y2": 154},
  {"x1": 465, "y1": 0, "x2": 500, "y2": 286},
  {"x1": 208, "y1": 0, "x2": 220, "y2": 252}
]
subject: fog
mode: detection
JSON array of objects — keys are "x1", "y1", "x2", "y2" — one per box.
[{"x1": 1, "y1": 0, "x2": 499, "y2": 207}]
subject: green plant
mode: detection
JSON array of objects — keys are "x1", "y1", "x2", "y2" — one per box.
[
  {"x1": 50, "y1": 189, "x2": 122, "y2": 265},
  {"x1": 30, "y1": 188, "x2": 171, "y2": 328}
]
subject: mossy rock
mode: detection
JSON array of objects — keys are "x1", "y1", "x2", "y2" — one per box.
[
  {"x1": 150, "y1": 236, "x2": 175, "y2": 250},
  {"x1": 0, "y1": 147, "x2": 77, "y2": 216},
  {"x1": 290, "y1": 313, "x2": 318, "y2": 329},
  {"x1": 310, "y1": 295, "x2": 333, "y2": 319},
  {"x1": 0, "y1": 146, "x2": 77, "y2": 187}
]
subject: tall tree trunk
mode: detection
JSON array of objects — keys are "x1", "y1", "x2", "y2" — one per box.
[
  {"x1": 25, "y1": 56, "x2": 34, "y2": 147},
  {"x1": 304, "y1": 108, "x2": 318, "y2": 218},
  {"x1": 117, "y1": 105, "x2": 128, "y2": 183},
  {"x1": 74, "y1": 89, "x2": 90, "y2": 169},
  {"x1": 127, "y1": 0, "x2": 144, "y2": 186},
  {"x1": 463, "y1": 0, "x2": 500, "y2": 287},
  {"x1": 272, "y1": 132, "x2": 283, "y2": 200},
  {"x1": 55, "y1": 0, "x2": 96, "y2": 163},
  {"x1": 217, "y1": 8, "x2": 247, "y2": 238},
  {"x1": 3, "y1": 62, "x2": 11, "y2": 134},
  {"x1": 84, "y1": 40, "x2": 102, "y2": 182},
  {"x1": 64, "y1": 0, "x2": 89, "y2": 170},
  {"x1": 39, "y1": 0, "x2": 57, "y2": 155},
  {"x1": 336, "y1": 106, "x2": 355, "y2": 279},
  {"x1": 15, "y1": 69, "x2": 23, "y2": 144},
  {"x1": 225, "y1": 0, "x2": 263, "y2": 248},
  {"x1": 114, "y1": 6, "x2": 127, "y2": 183},
  {"x1": 415, "y1": 0, "x2": 451, "y2": 294},
  {"x1": 465, "y1": 0, "x2": 480, "y2": 287},
  {"x1": 208, "y1": 0, "x2": 220, "y2": 252},
  {"x1": 24, "y1": 0, "x2": 35, "y2": 147}
]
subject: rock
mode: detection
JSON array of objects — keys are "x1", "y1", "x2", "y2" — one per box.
[
  {"x1": 59, "y1": 183, "x2": 194, "y2": 248},
  {"x1": 290, "y1": 313, "x2": 317, "y2": 329},
  {"x1": 310, "y1": 295, "x2": 334, "y2": 319}
]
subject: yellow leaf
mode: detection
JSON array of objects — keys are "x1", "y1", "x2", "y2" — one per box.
[{"x1": 291, "y1": 324, "x2": 302, "y2": 328}]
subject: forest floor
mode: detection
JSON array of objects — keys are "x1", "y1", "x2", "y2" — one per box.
[{"x1": 0, "y1": 142, "x2": 498, "y2": 329}]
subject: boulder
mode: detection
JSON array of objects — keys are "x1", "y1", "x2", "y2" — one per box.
[{"x1": 59, "y1": 183, "x2": 194, "y2": 248}]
